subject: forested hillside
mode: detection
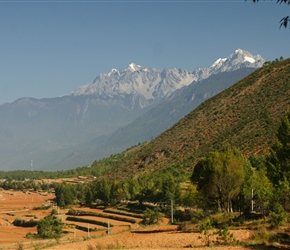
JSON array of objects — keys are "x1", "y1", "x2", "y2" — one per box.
[{"x1": 101, "y1": 58, "x2": 290, "y2": 179}]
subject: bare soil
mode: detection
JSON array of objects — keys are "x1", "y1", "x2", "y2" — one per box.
[
  {"x1": 0, "y1": 190, "x2": 55, "y2": 248},
  {"x1": 46, "y1": 225, "x2": 253, "y2": 250},
  {"x1": 0, "y1": 191, "x2": 281, "y2": 250}
]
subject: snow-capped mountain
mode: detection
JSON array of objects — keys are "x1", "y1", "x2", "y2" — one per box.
[
  {"x1": 70, "y1": 63, "x2": 196, "y2": 108},
  {"x1": 0, "y1": 49, "x2": 265, "y2": 171},
  {"x1": 194, "y1": 49, "x2": 265, "y2": 79},
  {"x1": 69, "y1": 49, "x2": 265, "y2": 109}
]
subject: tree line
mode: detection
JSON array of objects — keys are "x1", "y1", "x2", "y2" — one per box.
[
  {"x1": 51, "y1": 112, "x2": 290, "y2": 226},
  {"x1": 3, "y1": 112, "x2": 290, "y2": 228}
]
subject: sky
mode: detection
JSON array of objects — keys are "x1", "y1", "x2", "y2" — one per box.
[{"x1": 0, "y1": 0, "x2": 289, "y2": 105}]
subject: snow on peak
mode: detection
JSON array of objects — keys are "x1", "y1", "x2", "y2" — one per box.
[
  {"x1": 235, "y1": 48, "x2": 244, "y2": 54},
  {"x1": 108, "y1": 68, "x2": 119, "y2": 77},
  {"x1": 211, "y1": 58, "x2": 227, "y2": 68},
  {"x1": 128, "y1": 63, "x2": 141, "y2": 71},
  {"x1": 69, "y1": 49, "x2": 264, "y2": 102},
  {"x1": 244, "y1": 56, "x2": 256, "y2": 63}
]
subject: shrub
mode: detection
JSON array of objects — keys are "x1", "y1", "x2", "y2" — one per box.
[
  {"x1": 37, "y1": 215, "x2": 63, "y2": 239},
  {"x1": 13, "y1": 218, "x2": 38, "y2": 227},
  {"x1": 142, "y1": 207, "x2": 162, "y2": 225},
  {"x1": 269, "y1": 203, "x2": 286, "y2": 228}
]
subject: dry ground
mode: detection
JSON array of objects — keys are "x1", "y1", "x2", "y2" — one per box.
[
  {"x1": 46, "y1": 226, "x2": 253, "y2": 250},
  {"x1": 0, "y1": 190, "x2": 55, "y2": 248},
  {"x1": 0, "y1": 191, "x2": 285, "y2": 250}
]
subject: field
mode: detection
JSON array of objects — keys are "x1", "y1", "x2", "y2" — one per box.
[
  {"x1": 0, "y1": 190, "x2": 288, "y2": 250},
  {"x1": 0, "y1": 190, "x2": 54, "y2": 249}
]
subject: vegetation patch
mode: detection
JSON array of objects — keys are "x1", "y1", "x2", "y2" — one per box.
[
  {"x1": 67, "y1": 209, "x2": 137, "y2": 223},
  {"x1": 103, "y1": 208, "x2": 143, "y2": 219},
  {"x1": 13, "y1": 218, "x2": 38, "y2": 227},
  {"x1": 66, "y1": 216, "x2": 113, "y2": 228}
]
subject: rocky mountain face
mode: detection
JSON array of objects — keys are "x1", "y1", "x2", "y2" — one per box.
[
  {"x1": 0, "y1": 49, "x2": 265, "y2": 171},
  {"x1": 69, "y1": 49, "x2": 264, "y2": 108}
]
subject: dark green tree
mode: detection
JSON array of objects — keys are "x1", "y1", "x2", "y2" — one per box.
[
  {"x1": 37, "y1": 215, "x2": 63, "y2": 239},
  {"x1": 55, "y1": 183, "x2": 76, "y2": 208},
  {"x1": 93, "y1": 179, "x2": 111, "y2": 205},
  {"x1": 266, "y1": 112, "x2": 290, "y2": 185},
  {"x1": 161, "y1": 175, "x2": 181, "y2": 202},
  {"x1": 85, "y1": 188, "x2": 93, "y2": 206},
  {"x1": 142, "y1": 207, "x2": 162, "y2": 225},
  {"x1": 126, "y1": 177, "x2": 140, "y2": 200},
  {"x1": 191, "y1": 146, "x2": 252, "y2": 212},
  {"x1": 269, "y1": 202, "x2": 286, "y2": 228}
]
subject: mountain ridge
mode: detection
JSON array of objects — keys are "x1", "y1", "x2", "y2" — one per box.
[
  {"x1": 0, "y1": 49, "x2": 265, "y2": 171},
  {"x1": 100, "y1": 58, "x2": 290, "y2": 179},
  {"x1": 68, "y1": 49, "x2": 264, "y2": 108}
]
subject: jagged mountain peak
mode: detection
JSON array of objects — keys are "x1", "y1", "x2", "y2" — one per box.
[
  {"x1": 69, "y1": 49, "x2": 265, "y2": 108},
  {"x1": 127, "y1": 63, "x2": 142, "y2": 72},
  {"x1": 195, "y1": 49, "x2": 265, "y2": 80}
]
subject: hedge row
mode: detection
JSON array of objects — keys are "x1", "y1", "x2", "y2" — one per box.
[
  {"x1": 66, "y1": 216, "x2": 113, "y2": 228},
  {"x1": 13, "y1": 218, "x2": 38, "y2": 227},
  {"x1": 75, "y1": 224, "x2": 98, "y2": 232},
  {"x1": 67, "y1": 209, "x2": 137, "y2": 224},
  {"x1": 103, "y1": 208, "x2": 143, "y2": 219}
]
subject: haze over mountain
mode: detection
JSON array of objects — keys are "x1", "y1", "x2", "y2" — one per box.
[{"x1": 0, "y1": 49, "x2": 265, "y2": 171}]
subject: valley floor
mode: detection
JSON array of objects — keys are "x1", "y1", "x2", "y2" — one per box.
[{"x1": 45, "y1": 225, "x2": 254, "y2": 250}]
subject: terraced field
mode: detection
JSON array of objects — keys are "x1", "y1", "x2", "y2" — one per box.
[{"x1": 61, "y1": 207, "x2": 142, "y2": 239}]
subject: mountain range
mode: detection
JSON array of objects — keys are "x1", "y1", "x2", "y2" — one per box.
[
  {"x1": 100, "y1": 57, "x2": 290, "y2": 180},
  {"x1": 0, "y1": 49, "x2": 265, "y2": 171}
]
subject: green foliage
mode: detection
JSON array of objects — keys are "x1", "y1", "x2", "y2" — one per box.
[
  {"x1": 181, "y1": 183, "x2": 201, "y2": 208},
  {"x1": 55, "y1": 182, "x2": 79, "y2": 207},
  {"x1": 67, "y1": 209, "x2": 137, "y2": 223},
  {"x1": 142, "y1": 207, "x2": 162, "y2": 225},
  {"x1": 191, "y1": 146, "x2": 252, "y2": 212},
  {"x1": 266, "y1": 112, "x2": 290, "y2": 186},
  {"x1": 199, "y1": 218, "x2": 214, "y2": 246},
  {"x1": 13, "y1": 218, "x2": 38, "y2": 227},
  {"x1": 92, "y1": 179, "x2": 111, "y2": 205},
  {"x1": 263, "y1": 57, "x2": 285, "y2": 67},
  {"x1": 33, "y1": 205, "x2": 51, "y2": 210},
  {"x1": 216, "y1": 225, "x2": 236, "y2": 245},
  {"x1": 66, "y1": 216, "x2": 112, "y2": 228},
  {"x1": 103, "y1": 208, "x2": 143, "y2": 219},
  {"x1": 247, "y1": 167, "x2": 274, "y2": 215},
  {"x1": 269, "y1": 202, "x2": 286, "y2": 228},
  {"x1": 37, "y1": 215, "x2": 63, "y2": 239}
]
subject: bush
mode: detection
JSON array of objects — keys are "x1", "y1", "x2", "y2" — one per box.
[
  {"x1": 37, "y1": 215, "x2": 63, "y2": 239},
  {"x1": 269, "y1": 203, "x2": 286, "y2": 228},
  {"x1": 142, "y1": 207, "x2": 162, "y2": 225},
  {"x1": 13, "y1": 218, "x2": 38, "y2": 227}
]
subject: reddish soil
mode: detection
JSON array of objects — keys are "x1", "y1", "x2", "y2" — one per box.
[
  {"x1": 0, "y1": 191, "x2": 261, "y2": 250},
  {"x1": 46, "y1": 226, "x2": 253, "y2": 250},
  {"x1": 0, "y1": 190, "x2": 55, "y2": 248}
]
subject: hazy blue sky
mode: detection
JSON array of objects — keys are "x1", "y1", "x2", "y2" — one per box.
[{"x1": 0, "y1": 0, "x2": 289, "y2": 104}]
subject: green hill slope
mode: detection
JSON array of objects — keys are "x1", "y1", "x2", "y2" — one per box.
[{"x1": 102, "y1": 58, "x2": 290, "y2": 179}]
